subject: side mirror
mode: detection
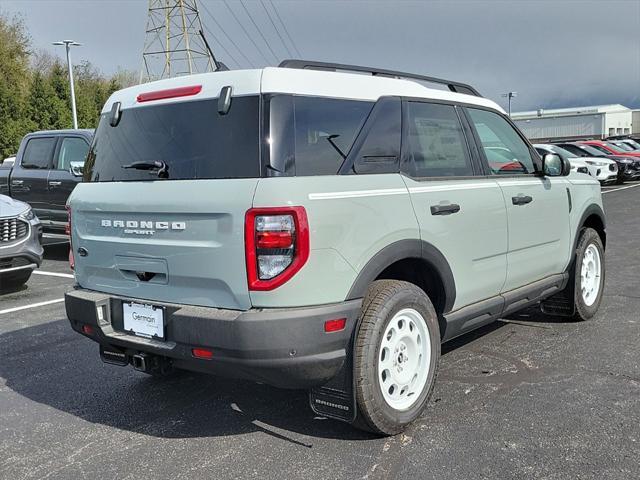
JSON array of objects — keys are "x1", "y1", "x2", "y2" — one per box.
[
  {"x1": 542, "y1": 153, "x2": 569, "y2": 176},
  {"x1": 69, "y1": 161, "x2": 84, "y2": 177}
]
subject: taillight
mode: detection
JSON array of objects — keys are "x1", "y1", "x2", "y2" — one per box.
[{"x1": 245, "y1": 207, "x2": 309, "y2": 290}]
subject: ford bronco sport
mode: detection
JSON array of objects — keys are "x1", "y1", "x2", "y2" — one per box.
[{"x1": 65, "y1": 60, "x2": 606, "y2": 435}]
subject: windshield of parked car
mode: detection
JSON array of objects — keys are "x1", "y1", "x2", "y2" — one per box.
[
  {"x1": 624, "y1": 139, "x2": 640, "y2": 149},
  {"x1": 548, "y1": 145, "x2": 577, "y2": 159},
  {"x1": 613, "y1": 141, "x2": 635, "y2": 151},
  {"x1": 576, "y1": 144, "x2": 606, "y2": 157}
]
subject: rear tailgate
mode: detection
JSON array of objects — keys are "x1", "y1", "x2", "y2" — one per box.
[{"x1": 70, "y1": 180, "x2": 257, "y2": 310}]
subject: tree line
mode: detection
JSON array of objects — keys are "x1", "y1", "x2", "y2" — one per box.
[{"x1": 0, "y1": 13, "x2": 136, "y2": 159}]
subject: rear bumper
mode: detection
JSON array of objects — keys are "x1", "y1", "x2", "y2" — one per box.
[{"x1": 65, "y1": 288, "x2": 361, "y2": 389}]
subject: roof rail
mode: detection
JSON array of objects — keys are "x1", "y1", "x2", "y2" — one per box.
[{"x1": 278, "y1": 59, "x2": 482, "y2": 97}]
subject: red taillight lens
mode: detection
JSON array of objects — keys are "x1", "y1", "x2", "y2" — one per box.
[
  {"x1": 245, "y1": 207, "x2": 309, "y2": 291},
  {"x1": 82, "y1": 325, "x2": 94, "y2": 335},
  {"x1": 136, "y1": 85, "x2": 202, "y2": 103},
  {"x1": 192, "y1": 348, "x2": 213, "y2": 360},
  {"x1": 324, "y1": 318, "x2": 346, "y2": 333}
]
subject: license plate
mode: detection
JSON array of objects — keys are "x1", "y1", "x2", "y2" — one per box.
[{"x1": 123, "y1": 302, "x2": 164, "y2": 339}]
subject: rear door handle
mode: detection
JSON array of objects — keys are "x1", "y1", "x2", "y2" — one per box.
[
  {"x1": 512, "y1": 195, "x2": 533, "y2": 206},
  {"x1": 11, "y1": 179, "x2": 24, "y2": 185},
  {"x1": 430, "y1": 203, "x2": 461, "y2": 216},
  {"x1": 48, "y1": 181, "x2": 62, "y2": 186}
]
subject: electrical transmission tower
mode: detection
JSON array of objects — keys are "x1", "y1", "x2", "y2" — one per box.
[{"x1": 140, "y1": 0, "x2": 218, "y2": 83}]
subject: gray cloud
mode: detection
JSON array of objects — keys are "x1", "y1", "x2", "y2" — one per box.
[{"x1": 3, "y1": 0, "x2": 639, "y2": 111}]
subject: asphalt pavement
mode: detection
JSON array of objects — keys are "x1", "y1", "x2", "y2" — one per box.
[{"x1": 0, "y1": 184, "x2": 639, "y2": 479}]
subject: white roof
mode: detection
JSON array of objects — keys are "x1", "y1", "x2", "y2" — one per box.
[
  {"x1": 103, "y1": 67, "x2": 503, "y2": 113},
  {"x1": 512, "y1": 104, "x2": 631, "y2": 120}
]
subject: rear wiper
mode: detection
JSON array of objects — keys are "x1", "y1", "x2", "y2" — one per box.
[{"x1": 121, "y1": 160, "x2": 169, "y2": 178}]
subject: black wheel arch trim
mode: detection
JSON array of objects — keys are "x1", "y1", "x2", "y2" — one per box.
[
  {"x1": 575, "y1": 204, "x2": 606, "y2": 251},
  {"x1": 345, "y1": 239, "x2": 457, "y2": 313}
]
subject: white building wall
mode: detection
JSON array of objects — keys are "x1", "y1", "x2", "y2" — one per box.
[
  {"x1": 632, "y1": 111, "x2": 640, "y2": 135},
  {"x1": 604, "y1": 111, "x2": 633, "y2": 136},
  {"x1": 514, "y1": 114, "x2": 604, "y2": 140}
]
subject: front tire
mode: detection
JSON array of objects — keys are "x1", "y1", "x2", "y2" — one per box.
[
  {"x1": 573, "y1": 228, "x2": 605, "y2": 321},
  {"x1": 352, "y1": 280, "x2": 440, "y2": 436},
  {"x1": 1, "y1": 270, "x2": 33, "y2": 290}
]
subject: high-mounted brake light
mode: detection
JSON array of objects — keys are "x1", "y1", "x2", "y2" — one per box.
[
  {"x1": 136, "y1": 85, "x2": 202, "y2": 103},
  {"x1": 245, "y1": 207, "x2": 309, "y2": 291}
]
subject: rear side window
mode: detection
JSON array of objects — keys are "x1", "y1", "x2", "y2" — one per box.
[
  {"x1": 57, "y1": 137, "x2": 89, "y2": 170},
  {"x1": 267, "y1": 95, "x2": 373, "y2": 176},
  {"x1": 22, "y1": 137, "x2": 56, "y2": 169},
  {"x1": 85, "y1": 96, "x2": 260, "y2": 182},
  {"x1": 403, "y1": 102, "x2": 473, "y2": 177},
  {"x1": 467, "y1": 108, "x2": 535, "y2": 175}
]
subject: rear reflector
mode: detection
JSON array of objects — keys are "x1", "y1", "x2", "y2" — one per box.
[
  {"x1": 82, "y1": 325, "x2": 94, "y2": 335},
  {"x1": 136, "y1": 85, "x2": 202, "y2": 103},
  {"x1": 324, "y1": 318, "x2": 346, "y2": 333},
  {"x1": 192, "y1": 348, "x2": 213, "y2": 360}
]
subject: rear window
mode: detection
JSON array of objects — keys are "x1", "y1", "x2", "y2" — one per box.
[
  {"x1": 85, "y1": 96, "x2": 260, "y2": 182},
  {"x1": 267, "y1": 95, "x2": 374, "y2": 176}
]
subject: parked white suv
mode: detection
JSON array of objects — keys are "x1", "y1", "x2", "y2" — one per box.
[{"x1": 534, "y1": 144, "x2": 617, "y2": 184}]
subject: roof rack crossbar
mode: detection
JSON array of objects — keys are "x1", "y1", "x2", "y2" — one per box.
[{"x1": 278, "y1": 59, "x2": 482, "y2": 97}]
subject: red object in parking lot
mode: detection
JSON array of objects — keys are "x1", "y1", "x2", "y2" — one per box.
[{"x1": 579, "y1": 140, "x2": 640, "y2": 158}]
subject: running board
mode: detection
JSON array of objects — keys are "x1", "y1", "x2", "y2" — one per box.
[{"x1": 309, "y1": 351, "x2": 356, "y2": 423}]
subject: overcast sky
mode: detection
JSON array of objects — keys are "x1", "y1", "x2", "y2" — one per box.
[{"x1": 2, "y1": 0, "x2": 639, "y2": 112}]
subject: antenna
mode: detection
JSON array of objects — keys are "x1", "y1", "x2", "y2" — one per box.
[{"x1": 140, "y1": 0, "x2": 217, "y2": 83}]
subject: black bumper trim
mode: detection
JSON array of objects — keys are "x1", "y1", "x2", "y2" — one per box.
[{"x1": 65, "y1": 288, "x2": 362, "y2": 389}]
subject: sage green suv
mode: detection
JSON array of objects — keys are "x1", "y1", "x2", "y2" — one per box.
[{"x1": 65, "y1": 60, "x2": 606, "y2": 436}]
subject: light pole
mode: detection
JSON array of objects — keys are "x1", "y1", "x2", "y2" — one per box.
[
  {"x1": 52, "y1": 40, "x2": 82, "y2": 129},
  {"x1": 501, "y1": 91, "x2": 517, "y2": 117}
]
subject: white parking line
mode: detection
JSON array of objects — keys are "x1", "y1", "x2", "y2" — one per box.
[
  {"x1": 602, "y1": 183, "x2": 640, "y2": 194},
  {"x1": 0, "y1": 298, "x2": 65, "y2": 316},
  {"x1": 33, "y1": 270, "x2": 74, "y2": 279}
]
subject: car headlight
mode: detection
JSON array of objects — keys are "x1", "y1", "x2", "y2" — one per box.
[
  {"x1": 585, "y1": 160, "x2": 608, "y2": 167},
  {"x1": 19, "y1": 207, "x2": 35, "y2": 221}
]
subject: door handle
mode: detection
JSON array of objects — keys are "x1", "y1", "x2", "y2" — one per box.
[
  {"x1": 48, "y1": 181, "x2": 62, "y2": 186},
  {"x1": 430, "y1": 203, "x2": 461, "y2": 216},
  {"x1": 11, "y1": 180, "x2": 24, "y2": 185},
  {"x1": 512, "y1": 195, "x2": 533, "y2": 206}
]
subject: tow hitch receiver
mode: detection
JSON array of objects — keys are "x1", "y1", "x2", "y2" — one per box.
[{"x1": 131, "y1": 352, "x2": 173, "y2": 376}]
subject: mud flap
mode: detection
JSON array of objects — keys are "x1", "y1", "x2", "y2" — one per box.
[{"x1": 309, "y1": 348, "x2": 356, "y2": 423}]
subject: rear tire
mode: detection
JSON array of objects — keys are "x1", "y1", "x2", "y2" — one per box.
[
  {"x1": 1, "y1": 270, "x2": 32, "y2": 290},
  {"x1": 572, "y1": 228, "x2": 605, "y2": 321},
  {"x1": 352, "y1": 280, "x2": 440, "y2": 436}
]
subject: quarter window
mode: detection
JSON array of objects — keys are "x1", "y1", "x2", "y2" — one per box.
[
  {"x1": 22, "y1": 137, "x2": 56, "y2": 169},
  {"x1": 267, "y1": 95, "x2": 373, "y2": 176},
  {"x1": 468, "y1": 108, "x2": 535, "y2": 175},
  {"x1": 404, "y1": 102, "x2": 473, "y2": 177}
]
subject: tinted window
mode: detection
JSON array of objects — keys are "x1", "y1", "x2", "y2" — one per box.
[
  {"x1": 22, "y1": 137, "x2": 56, "y2": 169},
  {"x1": 557, "y1": 144, "x2": 587, "y2": 157},
  {"x1": 268, "y1": 95, "x2": 373, "y2": 176},
  {"x1": 351, "y1": 97, "x2": 401, "y2": 174},
  {"x1": 85, "y1": 96, "x2": 260, "y2": 182},
  {"x1": 404, "y1": 102, "x2": 473, "y2": 177},
  {"x1": 57, "y1": 137, "x2": 89, "y2": 170},
  {"x1": 588, "y1": 144, "x2": 612, "y2": 155},
  {"x1": 468, "y1": 108, "x2": 535, "y2": 175}
]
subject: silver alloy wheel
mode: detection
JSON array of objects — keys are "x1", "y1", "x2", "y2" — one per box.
[
  {"x1": 581, "y1": 243, "x2": 602, "y2": 307},
  {"x1": 378, "y1": 308, "x2": 431, "y2": 411}
]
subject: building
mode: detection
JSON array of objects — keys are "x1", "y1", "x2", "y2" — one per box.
[
  {"x1": 511, "y1": 104, "x2": 634, "y2": 142},
  {"x1": 633, "y1": 110, "x2": 640, "y2": 135}
]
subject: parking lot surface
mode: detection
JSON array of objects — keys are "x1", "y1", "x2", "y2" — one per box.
[{"x1": 1, "y1": 184, "x2": 639, "y2": 479}]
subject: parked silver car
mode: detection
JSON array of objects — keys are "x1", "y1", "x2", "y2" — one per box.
[{"x1": 0, "y1": 194, "x2": 43, "y2": 289}]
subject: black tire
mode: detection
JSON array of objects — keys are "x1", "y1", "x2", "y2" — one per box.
[
  {"x1": 352, "y1": 280, "x2": 440, "y2": 436},
  {"x1": 1, "y1": 270, "x2": 32, "y2": 290},
  {"x1": 572, "y1": 228, "x2": 605, "y2": 321},
  {"x1": 616, "y1": 176, "x2": 625, "y2": 185}
]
